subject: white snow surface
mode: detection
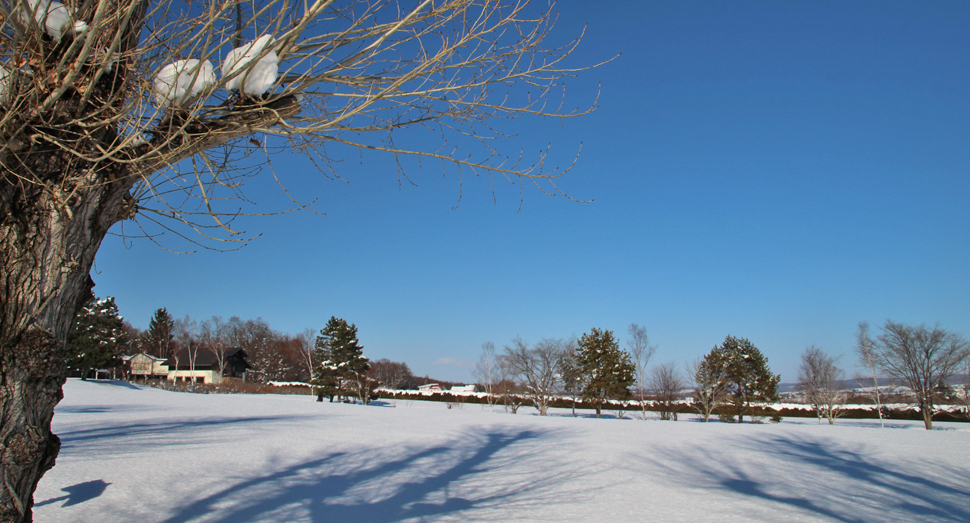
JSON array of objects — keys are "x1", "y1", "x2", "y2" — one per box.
[
  {"x1": 153, "y1": 59, "x2": 216, "y2": 107},
  {"x1": 36, "y1": 379, "x2": 970, "y2": 522},
  {"x1": 222, "y1": 35, "x2": 279, "y2": 95}
]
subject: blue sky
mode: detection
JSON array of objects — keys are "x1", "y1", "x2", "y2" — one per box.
[{"x1": 94, "y1": 1, "x2": 970, "y2": 383}]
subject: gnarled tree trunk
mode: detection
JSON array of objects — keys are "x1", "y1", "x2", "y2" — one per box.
[{"x1": 0, "y1": 175, "x2": 134, "y2": 522}]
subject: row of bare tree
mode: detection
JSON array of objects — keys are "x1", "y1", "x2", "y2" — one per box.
[{"x1": 124, "y1": 311, "x2": 316, "y2": 383}]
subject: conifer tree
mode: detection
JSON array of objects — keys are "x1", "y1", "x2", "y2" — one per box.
[
  {"x1": 577, "y1": 328, "x2": 636, "y2": 418},
  {"x1": 144, "y1": 308, "x2": 175, "y2": 359},
  {"x1": 718, "y1": 335, "x2": 780, "y2": 423},
  {"x1": 312, "y1": 317, "x2": 369, "y2": 403},
  {"x1": 66, "y1": 296, "x2": 128, "y2": 379}
]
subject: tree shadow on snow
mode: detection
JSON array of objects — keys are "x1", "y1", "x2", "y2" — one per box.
[
  {"x1": 34, "y1": 479, "x2": 111, "y2": 508},
  {"x1": 643, "y1": 432, "x2": 970, "y2": 523},
  {"x1": 160, "y1": 428, "x2": 579, "y2": 523},
  {"x1": 58, "y1": 415, "x2": 306, "y2": 452}
]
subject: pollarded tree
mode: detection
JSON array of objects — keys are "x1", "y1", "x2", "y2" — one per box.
[
  {"x1": 0, "y1": 1, "x2": 598, "y2": 517},
  {"x1": 65, "y1": 295, "x2": 128, "y2": 379},
  {"x1": 871, "y1": 321, "x2": 970, "y2": 430},
  {"x1": 718, "y1": 335, "x2": 780, "y2": 423},
  {"x1": 577, "y1": 327, "x2": 635, "y2": 418}
]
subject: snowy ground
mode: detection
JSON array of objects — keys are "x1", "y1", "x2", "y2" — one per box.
[{"x1": 35, "y1": 380, "x2": 970, "y2": 522}]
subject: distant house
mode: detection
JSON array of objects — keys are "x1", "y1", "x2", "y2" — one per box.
[
  {"x1": 126, "y1": 354, "x2": 170, "y2": 380},
  {"x1": 450, "y1": 385, "x2": 476, "y2": 394},
  {"x1": 166, "y1": 348, "x2": 251, "y2": 384},
  {"x1": 125, "y1": 349, "x2": 250, "y2": 384},
  {"x1": 418, "y1": 383, "x2": 443, "y2": 392}
]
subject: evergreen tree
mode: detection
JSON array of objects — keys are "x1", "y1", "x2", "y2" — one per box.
[
  {"x1": 718, "y1": 335, "x2": 781, "y2": 423},
  {"x1": 577, "y1": 328, "x2": 636, "y2": 418},
  {"x1": 311, "y1": 317, "x2": 369, "y2": 403},
  {"x1": 66, "y1": 296, "x2": 128, "y2": 379},
  {"x1": 144, "y1": 308, "x2": 175, "y2": 359}
]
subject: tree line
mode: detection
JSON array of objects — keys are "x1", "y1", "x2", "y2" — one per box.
[
  {"x1": 68, "y1": 299, "x2": 969, "y2": 430},
  {"x1": 476, "y1": 321, "x2": 969, "y2": 430}
]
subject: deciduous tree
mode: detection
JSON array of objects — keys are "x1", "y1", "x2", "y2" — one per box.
[
  {"x1": 798, "y1": 345, "x2": 845, "y2": 425},
  {"x1": 870, "y1": 321, "x2": 970, "y2": 430},
  {"x1": 649, "y1": 362, "x2": 682, "y2": 421},
  {"x1": 502, "y1": 337, "x2": 569, "y2": 416},
  {"x1": 688, "y1": 350, "x2": 730, "y2": 422},
  {"x1": 628, "y1": 323, "x2": 656, "y2": 420}
]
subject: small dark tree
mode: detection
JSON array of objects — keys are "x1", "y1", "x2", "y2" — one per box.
[
  {"x1": 718, "y1": 336, "x2": 780, "y2": 423},
  {"x1": 577, "y1": 328, "x2": 635, "y2": 418},
  {"x1": 66, "y1": 296, "x2": 128, "y2": 379}
]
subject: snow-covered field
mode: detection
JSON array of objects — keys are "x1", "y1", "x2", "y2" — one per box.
[{"x1": 36, "y1": 380, "x2": 970, "y2": 522}]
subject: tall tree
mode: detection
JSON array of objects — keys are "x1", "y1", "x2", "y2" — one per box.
[
  {"x1": 871, "y1": 321, "x2": 970, "y2": 430},
  {"x1": 473, "y1": 341, "x2": 497, "y2": 412},
  {"x1": 717, "y1": 336, "x2": 780, "y2": 423},
  {"x1": 312, "y1": 317, "x2": 369, "y2": 403},
  {"x1": 577, "y1": 328, "x2": 635, "y2": 418},
  {"x1": 144, "y1": 308, "x2": 175, "y2": 359},
  {"x1": 798, "y1": 345, "x2": 845, "y2": 425},
  {"x1": 855, "y1": 321, "x2": 885, "y2": 428},
  {"x1": 558, "y1": 342, "x2": 583, "y2": 417},
  {"x1": 628, "y1": 323, "x2": 656, "y2": 420},
  {"x1": 65, "y1": 296, "x2": 128, "y2": 379},
  {"x1": 0, "y1": 0, "x2": 596, "y2": 517}
]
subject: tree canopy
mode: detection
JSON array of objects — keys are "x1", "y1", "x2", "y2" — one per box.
[{"x1": 577, "y1": 327, "x2": 635, "y2": 418}]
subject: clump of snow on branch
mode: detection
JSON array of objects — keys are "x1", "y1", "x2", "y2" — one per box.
[
  {"x1": 153, "y1": 59, "x2": 216, "y2": 107},
  {"x1": 0, "y1": 67, "x2": 9, "y2": 102},
  {"x1": 222, "y1": 35, "x2": 279, "y2": 95},
  {"x1": 22, "y1": 0, "x2": 87, "y2": 41}
]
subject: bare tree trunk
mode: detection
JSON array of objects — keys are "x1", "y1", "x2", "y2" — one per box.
[{"x1": 1, "y1": 177, "x2": 133, "y2": 521}]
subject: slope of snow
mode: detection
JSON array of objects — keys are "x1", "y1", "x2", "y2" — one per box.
[{"x1": 35, "y1": 380, "x2": 970, "y2": 522}]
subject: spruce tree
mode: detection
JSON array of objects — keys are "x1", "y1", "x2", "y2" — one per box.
[
  {"x1": 144, "y1": 308, "x2": 175, "y2": 359},
  {"x1": 312, "y1": 317, "x2": 369, "y2": 403},
  {"x1": 718, "y1": 335, "x2": 780, "y2": 423},
  {"x1": 577, "y1": 328, "x2": 636, "y2": 418},
  {"x1": 66, "y1": 296, "x2": 128, "y2": 379}
]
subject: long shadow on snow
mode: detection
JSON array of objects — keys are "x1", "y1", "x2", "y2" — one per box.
[
  {"x1": 161, "y1": 428, "x2": 567, "y2": 523},
  {"x1": 58, "y1": 415, "x2": 303, "y2": 448},
  {"x1": 644, "y1": 431, "x2": 970, "y2": 523}
]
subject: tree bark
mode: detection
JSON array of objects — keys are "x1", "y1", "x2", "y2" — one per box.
[{"x1": 1, "y1": 174, "x2": 133, "y2": 522}]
